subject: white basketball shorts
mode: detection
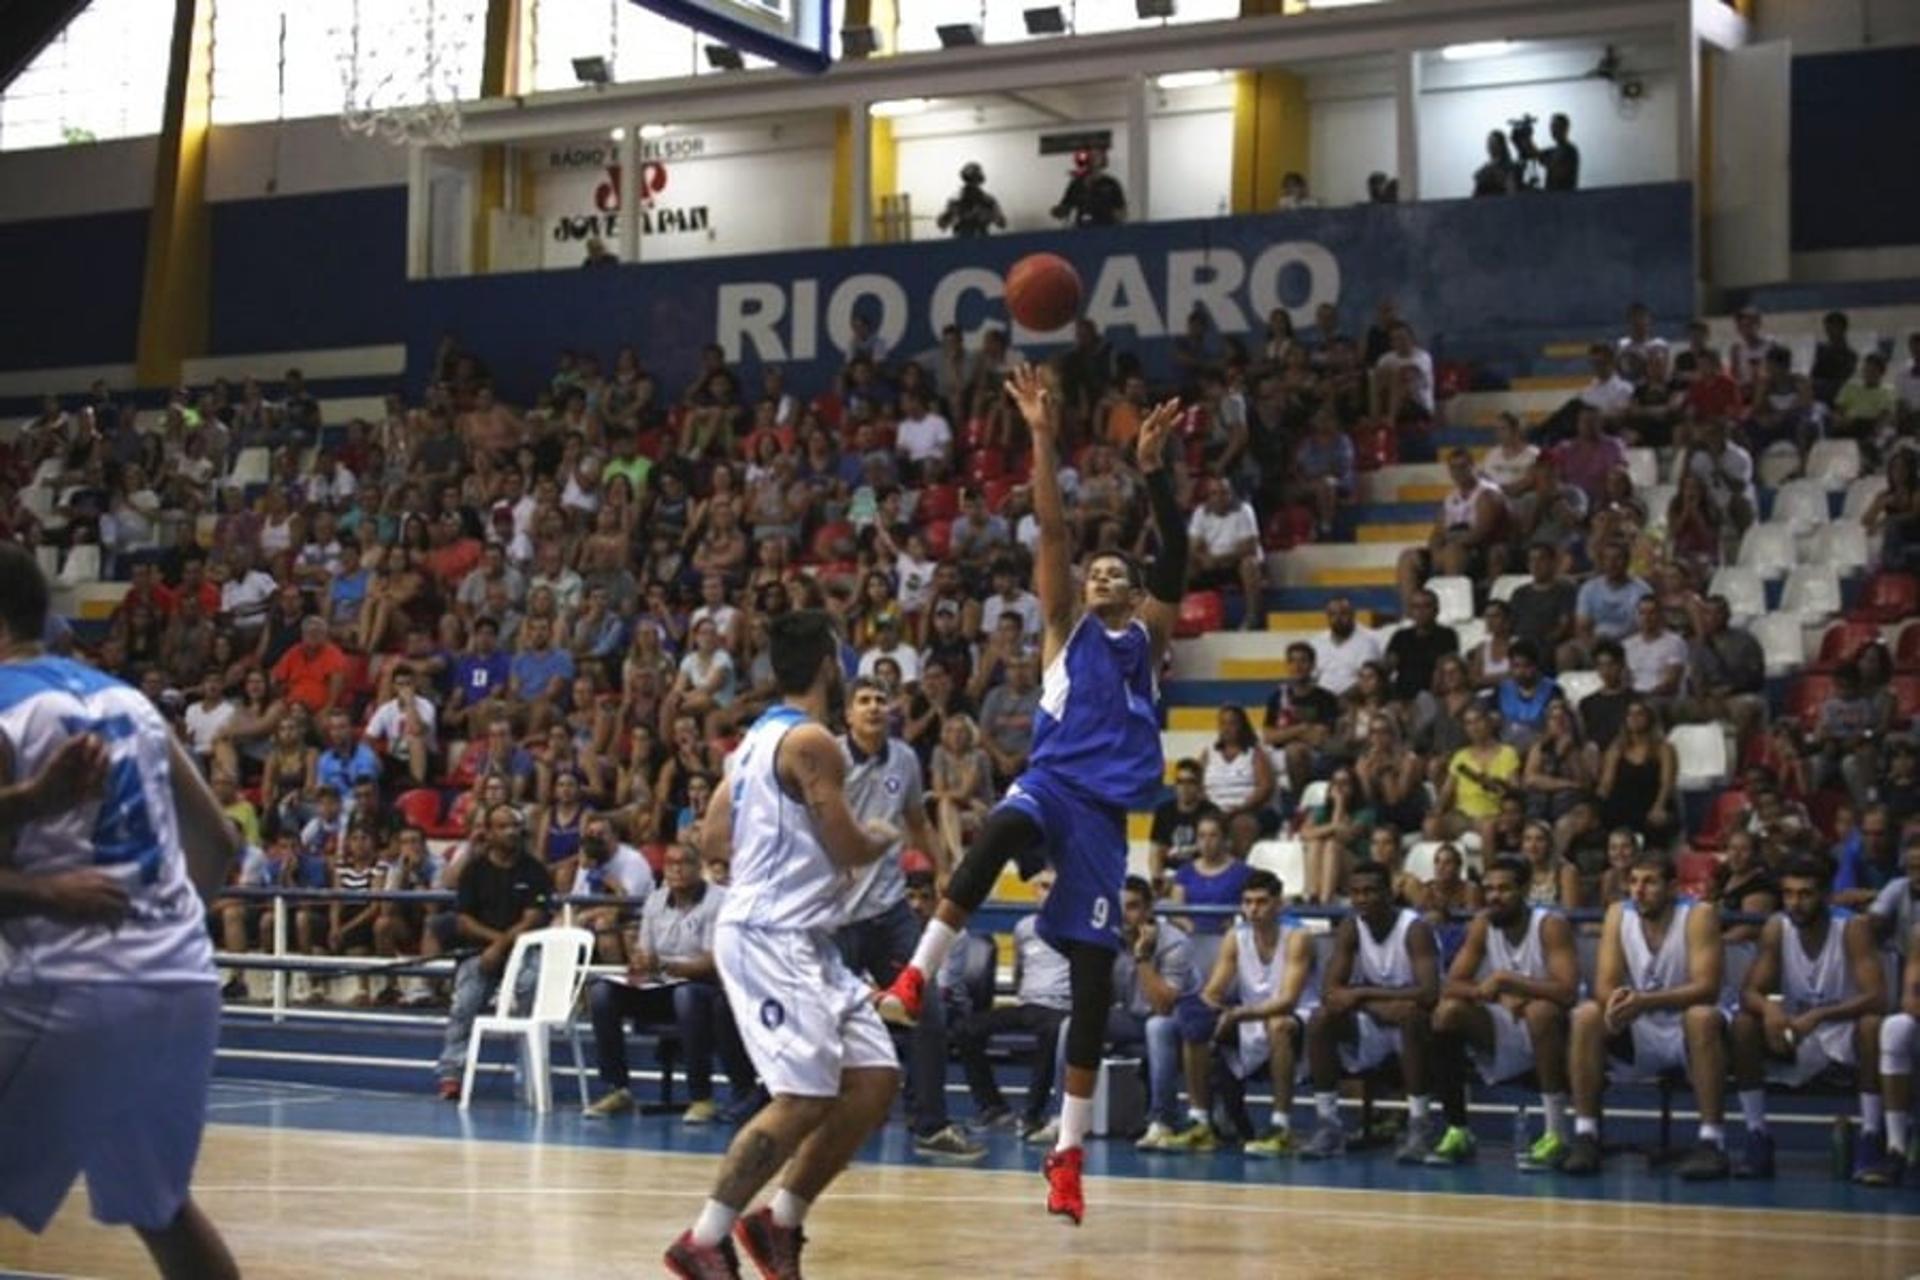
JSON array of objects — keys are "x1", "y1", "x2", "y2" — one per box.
[
  {"x1": 1469, "y1": 1003, "x2": 1538, "y2": 1086},
  {"x1": 714, "y1": 923, "x2": 898, "y2": 1099},
  {"x1": 0, "y1": 981, "x2": 220, "y2": 1232}
]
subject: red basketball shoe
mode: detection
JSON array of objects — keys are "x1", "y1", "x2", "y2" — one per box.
[
  {"x1": 664, "y1": 1230, "x2": 741, "y2": 1279},
  {"x1": 875, "y1": 964, "x2": 925, "y2": 1027},
  {"x1": 1043, "y1": 1147, "x2": 1085, "y2": 1225},
  {"x1": 734, "y1": 1206, "x2": 806, "y2": 1279}
]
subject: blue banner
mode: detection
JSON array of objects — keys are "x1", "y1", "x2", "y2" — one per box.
[{"x1": 407, "y1": 182, "x2": 1692, "y2": 403}]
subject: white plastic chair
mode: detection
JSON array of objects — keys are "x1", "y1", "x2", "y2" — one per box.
[
  {"x1": 1425, "y1": 575, "x2": 1475, "y2": 626},
  {"x1": 1749, "y1": 612, "x2": 1807, "y2": 677},
  {"x1": 1737, "y1": 524, "x2": 1798, "y2": 581},
  {"x1": 1780, "y1": 565, "x2": 1842, "y2": 620},
  {"x1": 1668, "y1": 725, "x2": 1730, "y2": 791},
  {"x1": 1454, "y1": 618, "x2": 1488, "y2": 656},
  {"x1": 33, "y1": 545, "x2": 59, "y2": 578},
  {"x1": 58, "y1": 543, "x2": 100, "y2": 586},
  {"x1": 458, "y1": 926, "x2": 595, "y2": 1114},
  {"x1": 1767, "y1": 478, "x2": 1831, "y2": 537},
  {"x1": 1489, "y1": 574, "x2": 1530, "y2": 604},
  {"x1": 1640, "y1": 484, "x2": 1676, "y2": 533},
  {"x1": 1757, "y1": 441, "x2": 1804, "y2": 490},
  {"x1": 1557, "y1": 669, "x2": 1603, "y2": 706},
  {"x1": 1806, "y1": 439, "x2": 1862, "y2": 491},
  {"x1": 1842, "y1": 474, "x2": 1887, "y2": 520},
  {"x1": 1707, "y1": 566, "x2": 1767, "y2": 622},
  {"x1": 228, "y1": 447, "x2": 272, "y2": 487},
  {"x1": 1296, "y1": 780, "x2": 1330, "y2": 815},
  {"x1": 1809, "y1": 520, "x2": 1869, "y2": 573},
  {"x1": 1248, "y1": 839, "x2": 1309, "y2": 902},
  {"x1": 1626, "y1": 448, "x2": 1659, "y2": 490}
]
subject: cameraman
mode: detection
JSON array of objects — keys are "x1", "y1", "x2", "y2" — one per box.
[
  {"x1": 937, "y1": 162, "x2": 1007, "y2": 239},
  {"x1": 1518, "y1": 113, "x2": 1581, "y2": 192}
]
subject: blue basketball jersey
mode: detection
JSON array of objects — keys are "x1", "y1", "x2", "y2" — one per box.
[{"x1": 1029, "y1": 614, "x2": 1163, "y2": 809}]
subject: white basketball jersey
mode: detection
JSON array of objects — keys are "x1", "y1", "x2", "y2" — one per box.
[
  {"x1": 718, "y1": 705, "x2": 851, "y2": 933},
  {"x1": 1778, "y1": 909, "x2": 1857, "y2": 1015},
  {"x1": 1234, "y1": 919, "x2": 1320, "y2": 1015},
  {"x1": 0, "y1": 657, "x2": 212, "y2": 987},
  {"x1": 1621, "y1": 901, "x2": 1692, "y2": 995},
  {"x1": 1354, "y1": 907, "x2": 1419, "y2": 989},
  {"x1": 1480, "y1": 907, "x2": 1552, "y2": 982}
]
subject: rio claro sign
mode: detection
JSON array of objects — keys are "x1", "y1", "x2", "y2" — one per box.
[{"x1": 542, "y1": 140, "x2": 713, "y2": 246}]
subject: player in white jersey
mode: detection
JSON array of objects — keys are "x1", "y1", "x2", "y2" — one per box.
[
  {"x1": 665, "y1": 610, "x2": 900, "y2": 1280},
  {"x1": 1429, "y1": 856, "x2": 1579, "y2": 1168},
  {"x1": 0, "y1": 545, "x2": 241, "y2": 1277},
  {"x1": 1865, "y1": 921, "x2": 1920, "y2": 1185},
  {"x1": 1730, "y1": 856, "x2": 1887, "y2": 1180},
  {"x1": 1563, "y1": 851, "x2": 1728, "y2": 1180},
  {"x1": 1169, "y1": 869, "x2": 1317, "y2": 1155},
  {"x1": 1302, "y1": 860, "x2": 1440, "y2": 1161}
]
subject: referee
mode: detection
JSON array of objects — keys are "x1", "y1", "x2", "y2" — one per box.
[{"x1": 836, "y1": 677, "x2": 983, "y2": 1159}]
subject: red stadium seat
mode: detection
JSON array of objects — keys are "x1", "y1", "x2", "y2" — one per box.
[
  {"x1": 1184, "y1": 440, "x2": 1207, "y2": 474},
  {"x1": 1263, "y1": 505, "x2": 1315, "y2": 551},
  {"x1": 982, "y1": 477, "x2": 1015, "y2": 513},
  {"x1": 1805, "y1": 789, "x2": 1849, "y2": 843},
  {"x1": 1812, "y1": 620, "x2": 1883, "y2": 671},
  {"x1": 809, "y1": 520, "x2": 855, "y2": 563},
  {"x1": 1691, "y1": 789, "x2": 1748, "y2": 851},
  {"x1": 960, "y1": 417, "x2": 991, "y2": 452},
  {"x1": 965, "y1": 450, "x2": 1006, "y2": 485},
  {"x1": 1849, "y1": 572, "x2": 1920, "y2": 623},
  {"x1": 918, "y1": 484, "x2": 961, "y2": 522},
  {"x1": 1353, "y1": 422, "x2": 1398, "y2": 471},
  {"x1": 642, "y1": 843, "x2": 668, "y2": 877},
  {"x1": 1675, "y1": 850, "x2": 1720, "y2": 900},
  {"x1": 923, "y1": 519, "x2": 953, "y2": 559},
  {"x1": 395, "y1": 788, "x2": 444, "y2": 831},
  {"x1": 1896, "y1": 622, "x2": 1920, "y2": 672},
  {"x1": 1175, "y1": 591, "x2": 1226, "y2": 638},
  {"x1": 431, "y1": 791, "x2": 473, "y2": 839},
  {"x1": 1892, "y1": 674, "x2": 1920, "y2": 723},
  {"x1": 636, "y1": 428, "x2": 668, "y2": 461},
  {"x1": 1785, "y1": 673, "x2": 1837, "y2": 731},
  {"x1": 1436, "y1": 362, "x2": 1472, "y2": 402},
  {"x1": 811, "y1": 391, "x2": 843, "y2": 429}
]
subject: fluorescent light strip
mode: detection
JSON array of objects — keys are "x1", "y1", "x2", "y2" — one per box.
[
  {"x1": 1154, "y1": 69, "x2": 1225, "y2": 89},
  {"x1": 1441, "y1": 40, "x2": 1517, "y2": 61}
]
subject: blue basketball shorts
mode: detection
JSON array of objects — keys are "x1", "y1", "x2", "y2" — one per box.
[{"x1": 995, "y1": 768, "x2": 1128, "y2": 952}]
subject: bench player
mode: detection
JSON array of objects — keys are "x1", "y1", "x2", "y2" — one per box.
[
  {"x1": 0, "y1": 544, "x2": 243, "y2": 1278},
  {"x1": 877, "y1": 361, "x2": 1189, "y2": 1224},
  {"x1": 664, "y1": 610, "x2": 902, "y2": 1280}
]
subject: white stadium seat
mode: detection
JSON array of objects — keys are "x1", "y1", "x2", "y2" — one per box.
[
  {"x1": 1842, "y1": 474, "x2": 1887, "y2": 520},
  {"x1": 33, "y1": 545, "x2": 59, "y2": 578},
  {"x1": 1489, "y1": 574, "x2": 1530, "y2": 604},
  {"x1": 229, "y1": 447, "x2": 272, "y2": 486},
  {"x1": 1556, "y1": 669, "x2": 1603, "y2": 705},
  {"x1": 1806, "y1": 439, "x2": 1863, "y2": 490},
  {"x1": 1641, "y1": 484, "x2": 1676, "y2": 532},
  {"x1": 1668, "y1": 725, "x2": 1730, "y2": 791},
  {"x1": 1736, "y1": 524, "x2": 1798, "y2": 580},
  {"x1": 1707, "y1": 566, "x2": 1766, "y2": 622},
  {"x1": 1749, "y1": 612, "x2": 1807, "y2": 677},
  {"x1": 1768, "y1": 478, "x2": 1831, "y2": 536},
  {"x1": 1757, "y1": 441, "x2": 1804, "y2": 489},
  {"x1": 1626, "y1": 448, "x2": 1659, "y2": 490},
  {"x1": 1808, "y1": 520, "x2": 1870, "y2": 573},
  {"x1": 57, "y1": 544, "x2": 100, "y2": 585},
  {"x1": 1454, "y1": 618, "x2": 1488, "y2": 656},
  {"x1": 1248, "y1": 840, "x2": 1308, "y2": 900},
  {"x1": 1425, "y1": 575, "x2": 1474, "y2": 626},
  {"x1": 1296, "y1": 780, "x2": 1330, "y2": 815},
  {"x1": 1780, "y1": 565, "x2": 1842, "y2": 620}
]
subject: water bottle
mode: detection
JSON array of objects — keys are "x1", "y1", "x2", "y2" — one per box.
[
  {"x1": 1831, "y1": 1115, "x2": 1855, "y2": 1180},
  {"x1": 1512, "y1": 1104, "x2": 1531, "y2": 1166}
]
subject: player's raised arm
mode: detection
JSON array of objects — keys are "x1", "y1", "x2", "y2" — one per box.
[
  {"x1": 779, "y1": 722, "x2": 892, "y2": 869},
  {"x1": 168, "y1": 737, "x2": 242, "y2": 903},
  {"x1": 1007, "y1": 362, "x2": 1076, "y2": 666},
  {"x1": 1134, "y1": 398, "x2": 1190, "y2": 664},
  {"x1": 700, "y1": 765, "x2": 736, "y2": 869}
]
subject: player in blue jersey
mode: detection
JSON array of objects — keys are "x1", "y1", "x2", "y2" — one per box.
[
  {"x1": 0, "y1": 545, "x2": 242, "y2": 1278},
  {"x1": 878, "y1": 361, "x2": 1188, "y2": 1224}
]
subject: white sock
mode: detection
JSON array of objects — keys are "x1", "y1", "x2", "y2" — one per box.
[
  {"x1": 1541, "y1": 1093, "x2": 1569, "y2": 1140},
  {"x1": 1699, "y1": 1123, "x2": 1725, "y2": 1148},
  {"x1": 1057, "y1": 1093, "x2": 1094, "y2": 1152},
  {"x1": 1888, "y1": 1111, "x2": 1910, "y2": 1155},
  {"x1": 770, "y1": 1189, "x2": 809, "y2": 1229},
  {"x1": 1270, "y1": 1110, "x2": 1292, "y2": 1132},
  {"x1": 1407, "y1": 1095, "x2": 1430, "y2": 1125},
  {"x1": 1315, "y1": 1091, "x2": 1339, "y2": 1123},
  {"x1": 1860, "y1": 1092, "x2": 1885, "y2": 1136},
  {"x1": 1738, "y1": 1089, "x2": 1768, "y2": 1135},
  {"x1": 1187, "y1": 1106, "x2": 1208, "y2": 1128},
  {"x1": 1574, "y1": 1115, "x2": 1599, "y2": 1138},
  {"x1": 907, "y1": 920, "x2": 959, "y2": 981},
  {"x1": 691, "y1": 1199, "x2": 737, "y2": 1247}
]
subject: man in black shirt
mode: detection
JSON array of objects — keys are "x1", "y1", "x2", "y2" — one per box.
[
  {"x1": 1149, "y1": 760, "x2": 1222, "y2": 886},
  {"x1": 1539, "y1": 113, "x2": 1580, "y2": 192},
  {"x1": 1576, "y1": 641, "x2": 1633, "y2": 756},
  {"x1": 1385, "y1": 589, "x2": 1459, "y2": 703},
  {"x1": 1263, "y1": 643, "x2": 1344, "y2": 788},
  {"x1": 435, "y1": 801, "x2": 554, "y2": 1099},
  {"x1": 1509, "y1": 543, "x2": 1578, "y2": 673}
]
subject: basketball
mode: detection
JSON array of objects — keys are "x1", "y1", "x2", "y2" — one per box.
[{"x1": 1005, "y1": 252, "x2": 1083, "y2": 331}]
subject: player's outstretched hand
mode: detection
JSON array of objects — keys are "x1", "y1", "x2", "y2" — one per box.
[
  {"x1": 1005, "y1": 362, "x2": 1055, "y2": 438},
  {"x1": 29, "y1": 869, "x2": 129, "y2": 929},
  {"x1": 25, "y1": 733, "x2": 109, "y2": 821},
  {"x1": 1135, "y1": 398, "x2": 1182, "y2": 474}
]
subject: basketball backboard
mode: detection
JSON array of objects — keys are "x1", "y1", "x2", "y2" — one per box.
[{"x1": 628, "y1": 0, "x2": 831, "y2": 74}]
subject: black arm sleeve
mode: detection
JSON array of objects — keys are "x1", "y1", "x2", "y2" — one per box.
[{"x1": 1144, "y1": 467, "x2": 1188, "y2": 606}]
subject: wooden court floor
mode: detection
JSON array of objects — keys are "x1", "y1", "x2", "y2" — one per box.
[{"x1": 5, "y1": 1123, "x2": 1919, "y2": 1280}]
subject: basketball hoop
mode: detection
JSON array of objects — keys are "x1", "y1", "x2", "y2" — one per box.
[{"x1": 336, "y1": 1, "x2": 479, "y2": 148}]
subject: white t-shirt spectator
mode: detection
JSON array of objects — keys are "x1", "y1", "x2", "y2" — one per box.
[
  {"x1": 1622, "y1": 630, "x2": 1689, "y2": 694},
  {"x1": 221, "y1": 569, "x2": 279, "y2": 630},
  {"x1": 857, "y1": 642, "x2": 921, "y2": 685},
  {"x1": 678, "y1": 648, "x2": 738, "y2": 707},
  {"x1": 1896, "y1": 354, "x2": 1920, "y2": 413},
  {"x1": 1615, "y1": 334, "x2": 1671, "y2": 384},
  {"x1": 1188, "y1": 501, "x2": 1260, "y2": 559},
  {"x1": 1376, "y1": 347, "x2": 1436, "y2": 414},
  {"x1": 691, "y1": 603, "x2": 741, "y2": 644},
  {"x1": 1729, "y1": 331, "x2": 1776, "y2": 387},
  {"x1": 365, "y1": 693, "x2": 441, "y2": 755},
  {"x1": 1312, "y1": 628, "x2": 1384, "y2": 697},
  {"x1": 1014, "y1": 513, "x2": 1040, "y2": 556},
  {"x1": 1482, "y1": 442, "x2": 1539, "y2": 491},
  {"x1": 1686, "y1": 442, "x2": 1757, "y2": 514},
  {"x1": 1870, "y1": 876, "x2": 1913, "y2": 957},
  {"x1": 895, "y1": 553, "x2": 937, "y2": 614},
  {"x1": 183, "y1": 698, "x2": 235, "y2": 756},
  {"x1": 981, "y1": 589, "x2": 1043, "y2": 644},
  {"x1": 896, "y1": 411, "x2": 953, "y2": 465},
  {"x1": 592, "y1": 844, "x2": 656, "y2": 900},
  {"x1": 1579, "y1": 373, "x2": 1636, "y2": 416}
]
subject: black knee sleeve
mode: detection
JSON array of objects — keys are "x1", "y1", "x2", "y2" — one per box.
[
  {"x1": 1062, "y1": 942, "x2": 1115, "y2": 1072},
  {"x1": 944, "y1": 807, "x2": 1043, "y2": 913}
]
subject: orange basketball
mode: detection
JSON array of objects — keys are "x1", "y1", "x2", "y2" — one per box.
[{"x1": 1004, "y1": 253, "x2": 1083, "y2": 331}]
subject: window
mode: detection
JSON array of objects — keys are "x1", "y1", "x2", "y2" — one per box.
[
  {"x1": 211, "y1": 0, "x2": 489, "y2": 126},
  {"x1": 908, "y1": 0, "x2": 1240, "y2": 52},
  {"x1": 0, "y1": 0, "x2": 173, "y2": 151}
]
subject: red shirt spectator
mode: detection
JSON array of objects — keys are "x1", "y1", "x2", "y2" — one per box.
[
  {"x1": 271, "y1": 615, "x2": 350, "y2": 714},
  {"x1": 1685, "y1": 353, "x2": 1742, "y2": 422}
]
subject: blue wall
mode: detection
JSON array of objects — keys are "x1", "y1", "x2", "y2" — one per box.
[
  {"x1": 0, "y1": 208, "x2": 147, "y2": 371},
  {"x1": 1791, "y1": 46, "x2": 1920, "y2": 253},
  {"x1": 209, "y1": 186, "x2": 408, "y2": 355},
  {"x1": 408, "y1": 183, "x2": 1694, "y2": 403}
]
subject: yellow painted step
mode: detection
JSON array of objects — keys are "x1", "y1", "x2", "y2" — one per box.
[
  {"x1": 1468, "y1": 410, "x2": 1547, "y2": 427},
  {"x1": 1356, "y1": 522, "x2": 1432, "y2": 544},
  {"x1": 1542, "y1": 340, "x2": 1589, "y2": 358},
  {"x1": 1511, "y1": 374, "x2": 1586, "y2": 391},
  {"x1": 1128, "y1": 812, "x2": 1151, "y2": 841},
  {"x1": 1221, "y1": 656, "x2": 1292, "y2": 680},
  {"x1": 78, "y1": 599, "x2": 119, "y2": 621},
  {"x1": 1310, "y1": 566, "x2": 1398, "y2": 587},
  {"x1": 1265, "y1": 609, "x2": 1376, "y2": 630},
  {"x1": 1396, "y1": 483, "x2": 1452, "y2": 502},
  {"x1": 1172, "y1": 705, "x2": 1235, "y2": 731}
]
